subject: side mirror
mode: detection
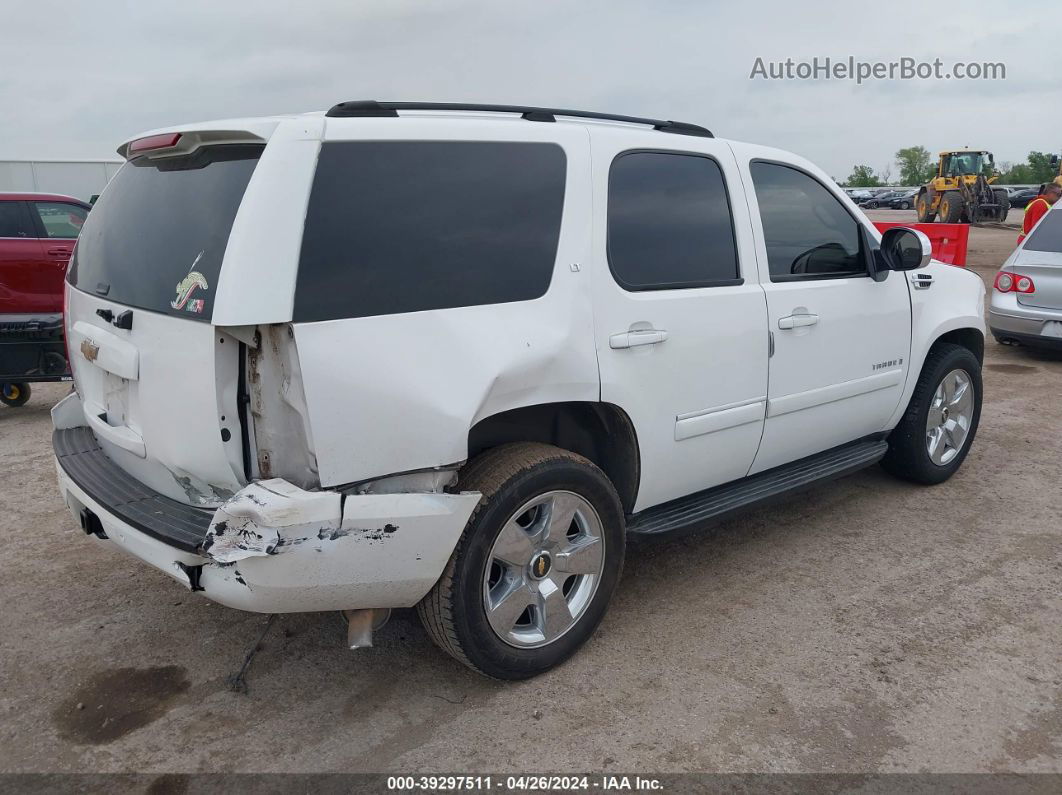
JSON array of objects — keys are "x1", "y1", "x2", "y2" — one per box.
[{"x1": 880, "y1": 227, "x2": 932, "y2": 271}]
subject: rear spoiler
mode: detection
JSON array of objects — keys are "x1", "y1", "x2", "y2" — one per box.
[{"x1": 117, "y1": 129, "x2": 269, "y2": 160}]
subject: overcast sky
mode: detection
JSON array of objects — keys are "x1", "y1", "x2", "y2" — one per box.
[{"x1": 2, "y1": 0, "x2": 1058, "y2": 179}]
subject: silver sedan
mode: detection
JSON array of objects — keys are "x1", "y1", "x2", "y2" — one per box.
[{"x1": 990, "y1": 207, "x2": 1062, "y2": 351}]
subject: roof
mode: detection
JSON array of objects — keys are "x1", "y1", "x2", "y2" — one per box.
[
  {"x1": 119, "y1": 102, "x2": 715, "y2": 154},
  {"x1": 0, "y1": 191, "x2": 90, "y2": 204}
]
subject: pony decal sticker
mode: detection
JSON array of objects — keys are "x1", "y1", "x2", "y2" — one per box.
[{"x1": 171, "y1": 251, "x2": 209, "y2": 314}]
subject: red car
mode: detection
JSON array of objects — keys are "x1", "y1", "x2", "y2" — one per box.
[{"x1": 0, "y1": 192, "x2": 90, "y2": 406}]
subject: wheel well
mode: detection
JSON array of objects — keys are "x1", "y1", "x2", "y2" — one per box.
[
  {"x1": 931, "y1": 328, "x2": 984, "y2": 364},
  {"x1": 467, "y1": 402, "x2": 640, "y2": 514}
]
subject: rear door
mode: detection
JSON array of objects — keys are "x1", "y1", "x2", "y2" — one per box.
[
  {"x1": 0, "y1": 200, "x2": 49, "y2": 314},
  {"x1": 590, "y1": 132, "x2": 769, "y2": 512},
  {"x1": 65, "y1": 140, "x2": 267, "y2": 505},
  {"x1": 27, "y1": 200, "x2": 88, "y2": 311},
  {"x1": 29, "y1": 200, "x2": 87, "y2": 261}
]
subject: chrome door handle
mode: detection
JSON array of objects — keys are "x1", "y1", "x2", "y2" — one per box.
[
  {"x1": 609, "y1": 328, "x2": 669, "y2": 349},
  {"x1": 778, "y1": 313, "x2": 819, "y2": 330}
]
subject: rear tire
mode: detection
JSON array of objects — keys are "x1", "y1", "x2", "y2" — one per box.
[
  {"x1": 418, "y1": 443, "x2": 625, "y2": 679},
  {"x1": 916, "y1": 193, "x2": 936, "y2": 223},
  {"x1": 881, "y1": 344, "x2": 982, "y2": 485},
  {"x1": 1, "y1": 383, "x2": 31, "y2": 407}
]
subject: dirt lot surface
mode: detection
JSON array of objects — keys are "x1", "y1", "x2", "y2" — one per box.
[{"x1": 1, "y1": 212, "x2": 1059, "y2": 775}]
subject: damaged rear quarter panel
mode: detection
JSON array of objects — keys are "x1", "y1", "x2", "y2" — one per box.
[{"x1": 291, "y1": 119, "x2": 597, "y2": 488}]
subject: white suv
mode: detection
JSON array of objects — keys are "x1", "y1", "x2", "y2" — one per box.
[{"x1": 53, "y1": 101, "x2": 986, "y2": 679}]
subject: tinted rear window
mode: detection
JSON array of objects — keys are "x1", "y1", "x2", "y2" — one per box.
[
  {"x1": 607, "y1": 151, "x2": 739, "y2": 290},
  {"x1": 294, "y1": 141, "x2": 566, "y2": 322},
  {"x1": 68, "y1": 145, "x2": 262, "y2": 321},
  {"x1": 1024, "y1": 209, "x2": 1062, "y2": 252}
]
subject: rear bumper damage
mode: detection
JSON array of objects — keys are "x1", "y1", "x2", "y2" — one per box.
[{"x1": 53, "y1": 411, "x2": 480, "y2": 613}]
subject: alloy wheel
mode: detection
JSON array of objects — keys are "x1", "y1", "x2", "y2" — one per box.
[
  {"x1": 925, "y1": 368, "x2": 974, "y2": 466},
  {"x1": 481, "y1": 490, "x2": 605, "y2": 649}
]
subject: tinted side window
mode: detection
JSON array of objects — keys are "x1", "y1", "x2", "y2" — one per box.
[
  {"x1": 294, "y1": 141, "x2": 567, "y2": 322},
  {"x1": 0, "y1": 201, "x2": 27, "y2": 237},
  {"x1": 607, "y1": 152, "x2": 739, "y2": 290},
  {"x1": 33, "y1": 202, "x2": 88, "y2": 239},
  {"x1": 1023, "y1": 209, "x2": 1062, "y2": 252},
  {"x1": 751, "y1": 162, "x2": 867, "y2": 281}
]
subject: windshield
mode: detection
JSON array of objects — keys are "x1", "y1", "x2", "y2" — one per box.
[
  {"x1": 1024, "y1": 210, "x2": 1062, "y2": 253},
  {"x1": 944, "y1": 152, "x2": 990, "y2": 176},
  {"x1": 68, "y1": 144, "x2": 263, "y2": 321}
]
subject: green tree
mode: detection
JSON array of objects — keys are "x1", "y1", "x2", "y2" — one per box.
[
  {"x1": 1026, "y1": 151, "x2": 1058, "y2": 184},
  {"x1": 895, "y1": 146, "x2": 934, "y2": 185},
  {"x1": 845, "y1": 165, "x2": 881, "y2": 187},
  {"x1": 1000, "y1": 163, "x2": 1034, "y2": 184}
]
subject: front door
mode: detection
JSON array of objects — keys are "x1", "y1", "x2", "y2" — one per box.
[
  {"x1": 738, "y1": 154, "x2": 912, "y2": 473},
  {"x1": 591, "y1": 136, "x2": 769, "y2": 512}
]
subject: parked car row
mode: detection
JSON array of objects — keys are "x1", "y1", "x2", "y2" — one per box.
[
  {"x1": 860, "y1": 190, "x2": 918, "y2": 210},
  {"x1": 841, "y1": 187, "x2": 920, "y2": 210},
  {"x1": 844, "y1": 186, "x2": 1040, "y2": 212}
]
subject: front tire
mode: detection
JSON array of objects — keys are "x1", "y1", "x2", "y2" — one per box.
[
  {"x1": 418, "y1": 443, "x2": 625, "y2": 679},
  {"x1": 993, "y1": 190, "x2": 1010, "y2": 222},
  {"x1": 939, "y1": 191, "x2": 964, "y2": 223},
  {"x1": 881, "y1": 344, "x2": 982, "y2": 485}
]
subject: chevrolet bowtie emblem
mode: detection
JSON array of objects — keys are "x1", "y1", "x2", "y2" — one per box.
[{"x1": 80, "y1": 339, "x2": 100, "y2": 362}]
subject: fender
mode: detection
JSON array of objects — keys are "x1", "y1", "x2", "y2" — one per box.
[{"x1": 884, "y1": 262, "x2": 985, "y2": 430}]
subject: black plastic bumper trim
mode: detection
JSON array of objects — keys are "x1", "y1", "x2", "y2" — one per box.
[{"x1": 54, "y1": 427, "x2": 212, "y2": 553}]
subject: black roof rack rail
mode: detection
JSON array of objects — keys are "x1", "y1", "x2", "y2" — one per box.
[{"x1": 324, "y1": 101, "x2": 713, "y2": 138}]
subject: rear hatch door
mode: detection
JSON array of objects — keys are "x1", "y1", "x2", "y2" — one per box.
[{"x1": 66, "y1": 139, "x2": 264, "y2": 506}]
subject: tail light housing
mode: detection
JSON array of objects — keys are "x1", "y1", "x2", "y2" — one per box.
[
  {"x1": 994, "y1": 271, "x2": 1035, "y2": 294},
  {"x1": 62, "y1": 280, "x2": 75, "y2": 391}
]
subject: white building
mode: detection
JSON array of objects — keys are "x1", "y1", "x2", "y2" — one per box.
[{"x1": 0, "y1": 159, "x2": 122, "y2": 202}]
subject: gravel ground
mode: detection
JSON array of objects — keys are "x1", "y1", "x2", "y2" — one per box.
[{"x1": 0, "y1": 212, "x2": 1059, "y2": 775}]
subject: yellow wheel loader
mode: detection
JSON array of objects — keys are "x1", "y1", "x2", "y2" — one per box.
[{"x1": 915, "y1": 150, "x2": 1009, "y2": 224}]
